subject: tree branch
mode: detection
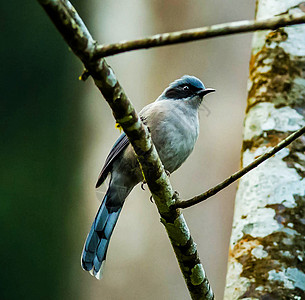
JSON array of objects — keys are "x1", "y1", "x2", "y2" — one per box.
[
  {"x1": 37, "y1": 0, "x2": 213, "y2": 299},
  {"x1": 94, "y1": 13, "x2": 305, "y2": 58},
  {"x1": 174, "y1": 125, "x2": 305, "y2": 209}
]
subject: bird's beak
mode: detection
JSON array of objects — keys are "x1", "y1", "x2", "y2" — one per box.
[{"x1": 197, "y1": 88, "x2": 215, "y2": 97}]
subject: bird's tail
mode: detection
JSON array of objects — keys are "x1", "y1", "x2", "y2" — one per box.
[{"x1": 81, "y1": 191, "x2": 123, "y2": 279}]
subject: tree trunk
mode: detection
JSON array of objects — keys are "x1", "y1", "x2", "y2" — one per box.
[{"x1": 224, "y1": 1, "x2": 305, "y2": 299}]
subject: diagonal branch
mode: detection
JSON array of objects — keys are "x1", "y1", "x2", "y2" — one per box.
[
  {"x1": 174, "y1": 125, "x2": 305, "y2": 209},
  {"x1": 94, "y1": 13, "x2": 305, "y2": 58},
  {"x1": 37, "y1": 0, "x2": 214, "y2": 299}
]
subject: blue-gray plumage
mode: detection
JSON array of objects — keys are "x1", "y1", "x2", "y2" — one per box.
[{"x1": 81, "y1": 75, "x2": 215, "y2": 278}]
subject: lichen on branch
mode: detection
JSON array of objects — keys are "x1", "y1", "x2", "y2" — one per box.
[{"x1": 37, "y1": 0, "x2": 214, "y2": 299}]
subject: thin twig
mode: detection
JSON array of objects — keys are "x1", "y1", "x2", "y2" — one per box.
[
  {"x1": 94, "y1": 13, "x2": 305, "y2": 58},
  {"x1": 174, "y1": 125, "x2": 305, "y2": 209}
]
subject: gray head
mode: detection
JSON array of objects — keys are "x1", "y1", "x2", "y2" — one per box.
[{"x1": 157, "y1": 75, "x2": 215, "y2": 107}]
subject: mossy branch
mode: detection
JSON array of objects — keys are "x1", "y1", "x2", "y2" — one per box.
[{"x1": 37, "y1": 0, "x2": 214, "y2": 299}]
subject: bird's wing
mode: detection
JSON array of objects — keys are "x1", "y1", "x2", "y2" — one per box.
[
  {"x1": 95, "y1": 104, "x2": 155, "y2": 188},
  {"x1": 96, "y1": 133, "x2": 130, "y2": 188}
]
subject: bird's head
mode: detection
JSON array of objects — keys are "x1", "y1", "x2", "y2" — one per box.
[{"x1": 157, "y1": 75, "x2": 215, "y2": 108}]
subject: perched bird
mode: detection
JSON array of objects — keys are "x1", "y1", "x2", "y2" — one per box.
[{"x1": 81, "y1": 75, "x2": 215, "y2": 279}]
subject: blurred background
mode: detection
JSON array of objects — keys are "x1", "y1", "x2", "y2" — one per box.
[{"x1": 1, "y1": 0, "x2": 255, "y2": 299}]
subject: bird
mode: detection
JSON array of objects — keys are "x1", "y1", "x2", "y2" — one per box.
[{"x1": 81, "y1": 75, "x2": 215, "y2": 279}]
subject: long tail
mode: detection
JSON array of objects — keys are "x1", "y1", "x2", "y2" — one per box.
[{"x1": 81, "y1": 192, "x2": 122, "y2": 279}]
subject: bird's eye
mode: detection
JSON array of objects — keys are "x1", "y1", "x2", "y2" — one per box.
[{"x1": 182, "y1": 86, "x2": 190, "y2": 91}]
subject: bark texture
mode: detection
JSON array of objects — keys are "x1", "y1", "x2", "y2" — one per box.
[
  {"x1": 224, "y1": 1, "x2": 305, "y2": 299},
  {"x1": 175, "y1": 125, "x2": 305, "y2": 209}
]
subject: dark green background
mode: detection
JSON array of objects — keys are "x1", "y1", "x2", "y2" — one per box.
[{"x1": 1, "y1": 1, "x2": 86, "y2": 298}]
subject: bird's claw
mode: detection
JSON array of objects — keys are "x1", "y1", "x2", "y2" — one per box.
[
  {"x1": 150, "y1": 195, "x2": 154, "y2": 203},
  {"x1": 165, "y1": 170, "x2": 171, "y2": 177},
  {"x1": 140, "y1": 116, "x2": 150, "y2": 132},
  {"x1": 173, "y1": 190, "x2": 180, "y2": 200}
]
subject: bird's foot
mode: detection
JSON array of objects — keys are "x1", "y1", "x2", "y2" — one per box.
[
  {"x1": 140, "y1": 116, "x2": 151, "y2": 132},
  {"x1": 165, "y1": 170, "x2": 171, "y2": 177},
  {"x1": 150, "y1": 195, "x2": 154, "y2": 203},
  {"x1": 173, "y1": 190, "x2": 180, "y2": 200}
]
